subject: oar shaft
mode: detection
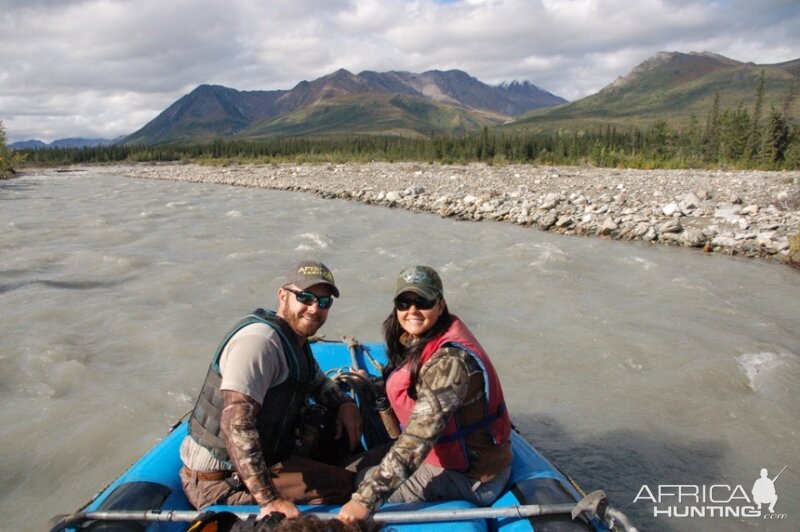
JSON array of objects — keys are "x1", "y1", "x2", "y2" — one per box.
[
  {"x1": 73, "y1": 502, "x2": 578, "y2": 525},
  {"x1": 46, "y1": 511, "x2": 206, "y2": 532},
  {"x1": 371, "y1": 503, "x2": 576, "y2": 522},
  {"x1": 66, "y1": 510, "x2": 208, "y2": 523}
]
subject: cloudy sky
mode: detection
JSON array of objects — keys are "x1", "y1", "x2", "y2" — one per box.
[{"x1": 1, "y1": 0, "x2": 798, "y2": 143}]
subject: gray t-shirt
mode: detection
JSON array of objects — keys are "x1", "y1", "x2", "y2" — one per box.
[
  {"x1": 218, "y1": 322, "x2": 289, "y2": 401},
  {"x1": 180, "y1": 322, "x2": 323, "y2": 471}
]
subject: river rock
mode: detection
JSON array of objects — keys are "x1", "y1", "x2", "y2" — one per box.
[
  {"x1": 681, "y1": 228, "x2": 707, "y2": 247},
  {"x1": 662, "y1": 202, "x2": 679, "y2": 216},
  {"x1": 598, "y1": 217, "x2": 619, "y2": 236},
  {"x1": 659, "y1": 219, "x2": 683, "y2": 234},
  {"x1": 385, "y1": 190, "x2": 402, "y2": 203},
  {"x1": 679, "y1": 192, "x2": 702, "y2": 214}
]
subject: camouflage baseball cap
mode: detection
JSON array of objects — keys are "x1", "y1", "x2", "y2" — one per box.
[
  {"x1": 285, "y1": 260, "x2": 339, "y2": 297},
  {"x1": 395, "y1": 265, "x2": 443, "y2": 300}
]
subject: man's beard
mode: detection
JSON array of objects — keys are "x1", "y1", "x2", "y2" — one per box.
[{"x1": 282, "y1": 306, "x2": 325, "y2": 338}]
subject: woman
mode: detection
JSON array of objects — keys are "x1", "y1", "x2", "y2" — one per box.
[{"x1": 339, "y1": 265, "x2": 513, "y2": 524}]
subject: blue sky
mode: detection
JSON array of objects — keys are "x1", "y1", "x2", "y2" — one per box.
[{"x1": 1, "y1": 0, "x2": 798, "y2": 143}]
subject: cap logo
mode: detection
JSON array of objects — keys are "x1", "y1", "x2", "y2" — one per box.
[
  {"x1": 298, "y1": 265, "x2": 334, "y2": 283},
  {"x1": 402, "y1": 268, "x2": 428, "y2": 285}
]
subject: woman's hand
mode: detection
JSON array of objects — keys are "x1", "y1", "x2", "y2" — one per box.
[{"x1": 338, "y1": 499, "x2": 371, "y2": 524}]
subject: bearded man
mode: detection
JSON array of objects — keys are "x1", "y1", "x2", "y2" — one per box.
[{"x1": 180, "y1": 260, "x2": 362, "y2": 519}]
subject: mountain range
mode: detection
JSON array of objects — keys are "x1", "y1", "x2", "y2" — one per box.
[
  {"x1": 10, "y1": 137, "x2": 121, "y2": 150},
  {"x1": 12, "y1": 51, "x2": 799, "y2": 149},
  {"x1": 120, "y1": 69, "x2": 566, "y2": 145}
]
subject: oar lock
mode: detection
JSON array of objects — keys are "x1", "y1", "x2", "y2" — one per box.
[{"x1": 571, "y1": 490, "x2": 609, "y2": 521}]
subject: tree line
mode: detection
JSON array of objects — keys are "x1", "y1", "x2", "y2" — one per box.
[{"x1": 14, "y1": 122, "x2": 800, "y2": 171}]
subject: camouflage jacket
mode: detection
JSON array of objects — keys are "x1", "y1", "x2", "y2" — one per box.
[{"x1": 352, "y1": 346, "x2": 512, "y2": 512}]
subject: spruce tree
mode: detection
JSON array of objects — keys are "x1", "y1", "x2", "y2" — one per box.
[
  {"x1": 746, "y1": 71, "x2": 766, "y2": 161},
  {"x1": 719, "y1": 106, "x2": 751, "y2": 163},
  {"x1": 761, "y1": 105, "x2": 790, "y2": 166},
  {"x1": 703, "y1": 92, "x2": 722, "y2": 163}
]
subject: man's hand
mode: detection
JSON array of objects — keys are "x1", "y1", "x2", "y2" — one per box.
[
  {"x1": 258, "y1": 497, "x2": 300, "y2": 519},
  {"x1": 335, "y1": 401, "x2": 362, "y2": 451},
  {"x1": 338, "y1": 498, "x2": 370, "y2": 524}
]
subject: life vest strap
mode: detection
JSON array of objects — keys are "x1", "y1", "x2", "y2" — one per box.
[{"x1": 435, "y1": 402, "x2": 507, "y2": 444}]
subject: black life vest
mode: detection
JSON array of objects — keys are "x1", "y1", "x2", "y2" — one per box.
[{"x1": 187, "y1": 308, "x2": 318, "y2": 466}]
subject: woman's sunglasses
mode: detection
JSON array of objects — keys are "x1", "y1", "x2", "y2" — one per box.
[
  {"x1": 394, "y1": 296, "x2": 438, "y2": 311},
  {"x1": 285, "y1": 288, "x2": 334, "y2": 309}
]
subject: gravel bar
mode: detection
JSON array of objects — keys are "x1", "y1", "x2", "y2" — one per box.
[{"x1": 72, "y1": 162, "x2": 800, "y2": 265}]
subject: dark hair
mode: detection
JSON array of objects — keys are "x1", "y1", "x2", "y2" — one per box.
[{"x1": 382, "y1": 301, "x2": 452, "y2": 399}]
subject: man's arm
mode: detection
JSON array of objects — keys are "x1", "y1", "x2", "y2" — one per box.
[{"x1": 219, "y1": 390, "x2": 299, "y2": 518}]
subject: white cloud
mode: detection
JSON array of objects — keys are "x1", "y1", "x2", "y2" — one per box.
[{"x1": 1, "y1": 0, "x2": 798, "y2": 142}]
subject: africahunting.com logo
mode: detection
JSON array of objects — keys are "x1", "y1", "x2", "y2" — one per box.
[{"x1": 633, "y1": 466, "x2": 788, "y2": 521}]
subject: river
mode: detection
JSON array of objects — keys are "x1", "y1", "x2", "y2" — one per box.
[{"x1": 1, "y1": 169, "x2": 798, "y2": 531}]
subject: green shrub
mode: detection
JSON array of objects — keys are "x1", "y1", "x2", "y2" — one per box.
[{"x1": 0, "y1": 121, "x2": 25, "y2": 178}]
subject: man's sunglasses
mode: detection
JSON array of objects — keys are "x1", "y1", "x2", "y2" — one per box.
[
  {"x1": 285, "y1": 288, "x2": 334, "y2": 309},
  {"x1": 394, "y1": 296, "x2": 438, "y2": 311}
]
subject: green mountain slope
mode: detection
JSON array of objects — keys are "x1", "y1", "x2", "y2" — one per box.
[
  {"x1": 507, "y1": 52, "x2": 799, "y2": 132},
  {"x1": 241, "y1": 93, "x2": 508, "y2": 138},
  {"x1": 122, "y1": 85, "x2": 286, "y2": 145}
]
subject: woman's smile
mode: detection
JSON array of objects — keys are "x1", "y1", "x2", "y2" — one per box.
[{"x1": 396, "y1": 296, "x2": 444, "y2": 338}]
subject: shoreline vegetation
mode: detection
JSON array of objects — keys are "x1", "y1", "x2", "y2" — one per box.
[{"x1": 28, "y1": 161, "x2": 800, "y2": 268}]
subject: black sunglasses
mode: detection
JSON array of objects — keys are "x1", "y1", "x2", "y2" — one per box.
[
  {"x1": 285, "y1": 288, "x2": 334, "y2": 309},
  {"x1": 394, "y1": 296, "x2": 438, "y2": 311}
]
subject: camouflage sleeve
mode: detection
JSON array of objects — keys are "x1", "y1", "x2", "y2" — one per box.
[
  {"x1": 220, "y1": 390, "x2": 279, "y2": 507},
  {"x1": 352, "y1": 348, "x2": 470, "y2": 512}
]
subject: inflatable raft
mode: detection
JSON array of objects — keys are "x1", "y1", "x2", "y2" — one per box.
[{"x1": 48, "y1": 339, "x2": 636, "y2": 531}]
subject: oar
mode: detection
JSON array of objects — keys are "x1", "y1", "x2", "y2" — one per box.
[
  {"x1": 46, "y1": 504, "x2": 574, "y2": 531},
  {"x1": 48, "y1": 504, "x2": 573, "y2": 526},
  {"x1": 379, "y1": 502, "x2": 637, "y2": 530},
  {"x1": 47, "y1": 490, "x2": 637, "y2": 531}
]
